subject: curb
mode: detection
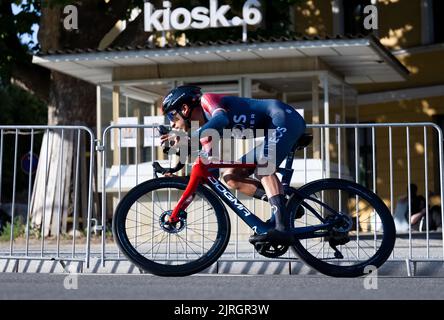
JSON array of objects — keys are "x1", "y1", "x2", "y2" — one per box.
[{"x1": 2, "y1": 258, "x2": 444, "y2": 276}]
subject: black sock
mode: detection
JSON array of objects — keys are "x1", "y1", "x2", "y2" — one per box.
[
  {"x1": 268, "y1": 194, "x2": 289, "y2": 232},
  {"x1": 253, "y1": 187, "x2": 268, "y2": 202}
]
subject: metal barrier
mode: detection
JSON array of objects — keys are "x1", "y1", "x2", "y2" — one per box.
[
  {"x1": 99, "y1": 125, "x2": 164, "y2": 266},
  {"x1": 309, "y1": 123, "x2": 444, "y2": 272},
  {"x1": 0, "y1": 122, "x2": 442, "y2": 274},
  {"x1": 0, "y1": 126, "x2": 95, "y2": 268},
  {"x1": 98, "y1": 123, "x2": 444, "y2": 268}
]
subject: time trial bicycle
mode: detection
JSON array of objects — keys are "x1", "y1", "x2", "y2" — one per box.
[{"x1": 112, "y1": 128, "x2": 396, "y2": 277}]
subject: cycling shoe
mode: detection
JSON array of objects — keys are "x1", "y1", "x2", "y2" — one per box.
[{"x1": 249, "y1": 229, "x2": 295, "y2": 246}]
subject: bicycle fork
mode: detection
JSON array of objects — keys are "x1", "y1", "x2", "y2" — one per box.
[{"x1": 168, "y1": 160, "x2": 208, "y2": 224}]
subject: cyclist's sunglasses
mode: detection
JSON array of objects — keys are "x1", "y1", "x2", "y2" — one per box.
[{"x1": 166, "y1": 110, "x2": 178, "y2": 122}]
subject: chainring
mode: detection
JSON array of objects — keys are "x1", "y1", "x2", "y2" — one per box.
[{"x1": 254, "y1": 241, "x2": 289, "y2": 258}]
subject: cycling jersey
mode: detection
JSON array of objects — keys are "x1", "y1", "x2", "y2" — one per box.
[{"x1": 195, "y1": 93, "x2": 306, "y2": 173}]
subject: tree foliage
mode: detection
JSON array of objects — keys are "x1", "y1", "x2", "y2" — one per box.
[
  {"x1": 0, "y1": 0, "x2": 304, "y2": 217},
  {"x1": 1, "y1": 0, "x2": 303, "y2": 87},
  {"x1": 0, "y1": 0, "x2": 38, "y2": 86},
  {"x1": 0, "y1": 84, "x2": 47, "y2": 203},
  {"x1": 0, "y1": 84, "x2": 46, "y2": 125},
  {"x1": 0, "y1": 0, "x2": 304, "y2": 118}
]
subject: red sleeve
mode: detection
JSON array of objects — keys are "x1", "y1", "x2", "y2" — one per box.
[{"x1": 201, "y1": 93, "x2": 227, "y2": 118}]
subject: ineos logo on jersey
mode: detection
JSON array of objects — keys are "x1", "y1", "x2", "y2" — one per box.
[
  {"x1": 268, "y1": 127, "x2": 287, "y2": 144},
  {"x1": 233, "y1": 113, "x2": 256, "y2": 130},
  {"x1": 232, "y1": 124, "x2": 246, "y2": 134},
  {"x1": 233, "y1": 115, "x2": 247, "y2": 124},
  {"x1": 144, "y1": 0, "x2": 262, "y2": 32}
]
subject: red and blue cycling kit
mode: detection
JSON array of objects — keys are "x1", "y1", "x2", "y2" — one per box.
[{"x1": 195, "y1": 93, "x2": 306, "y2": 172}]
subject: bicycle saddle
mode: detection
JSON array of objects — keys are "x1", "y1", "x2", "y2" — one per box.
[{"x1": 293, "y1": 133, "x2": 313, "y2": 151}]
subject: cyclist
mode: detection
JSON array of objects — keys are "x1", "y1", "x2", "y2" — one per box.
[{"x1": 160, "y1": 85, "x2": 306, "y2": 245}]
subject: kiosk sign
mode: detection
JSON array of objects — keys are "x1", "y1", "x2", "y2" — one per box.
[{"x1": 144, "y1": 0, "x2": 262, "y2": 32}]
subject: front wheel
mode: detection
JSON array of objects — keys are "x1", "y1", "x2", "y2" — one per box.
[
  {"x1": 112, "y1": 177, "x2": 231, "y2": 276},
  {"x1": 287, "y1": 178, "x2": 396, "y2": 277}
]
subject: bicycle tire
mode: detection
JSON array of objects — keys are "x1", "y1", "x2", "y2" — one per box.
[
  {"x1": 287, "y1": 178, "x2": 396, "y2": 277},
  {"x1": 112, "y1": 177, "x2": 231, "y2": 276}
]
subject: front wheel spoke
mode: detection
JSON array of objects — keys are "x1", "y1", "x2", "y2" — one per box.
[
  {"x1": 186, "y1": 227, "x2": 217, "y2": 243},
  {"x1": 175, "y1": 235, "x2": 178, "y2": 263},
  {"x1": 186, "y1": 203, "x2": 208, "y2": 214},
  {"x1": 143, "y1": 231, "x2": 168, "y2": 258},
  {"x1": 138, "y1": 231, "x2": 168, "y2": 258},
  {"x1": 125, "y1": 218, "x2": 154, "y2": 228},
  {"x1": 131, "y1": 228, "x2": 164, "y2": 249},
  {"x1": 141, "y1": 193, "x2": 166, "y2": 213},
  {"x1": 187, "y1": 221, "x2": 219, "y2": 226},
  {"x1": 129, "y1": 228, "x2": 163, "y2": 243},
  {"x1": 151, "y1": 190, "x2": 169, "y2": 213},
  {"x1": 131, "y1": 229, "x2": 164, "y2": 248},
  {"x1": 151, "y1": 232, "x2": 169, "y2": 259},
  {"x1": 175, "y1": 234, "x2": 187, "y2": 254},
  {"x1": 128, "y1": 207, "x2": 160, "y2": 221},
  {"x1": 186, "y1": 227, "x2": 218, "y2": 234},
  {"x1": 175, "y1": 233, "x2": 202, "y2": 257},
  {"x1": 177, "y1": 231, "x2": 207, "y2": 252},
  {"x1": 187, "y1": 211, "x2": 215, "y2": 225},
  {"x1": 179, "y1": 232, "x2": 207, "y2": 252},
  {"x1": 177, "y1": 234, "x2": 199, "y2": 260},
  {"x1": 176, "y1": 234, "x2": 193, "y2": 259},
  {"x1": 133, "y1": 199, "x2": 165, "y2": 216}
]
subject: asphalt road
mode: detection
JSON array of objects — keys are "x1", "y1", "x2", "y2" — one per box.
[{"x1": 1, "y1": 273, "x2": 444, "y2": 300}]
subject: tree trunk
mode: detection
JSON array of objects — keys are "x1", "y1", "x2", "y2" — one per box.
[
  {"x1": 31, "y1": 0, "x2": 132, "y2": 236},
  {"x1": 48, "y1": 72, "x2": 96, "y2": 127}
]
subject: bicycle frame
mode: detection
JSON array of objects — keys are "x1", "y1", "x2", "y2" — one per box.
[{"x1": 169, "y1": 157, "x2": 337, "y2": 238}]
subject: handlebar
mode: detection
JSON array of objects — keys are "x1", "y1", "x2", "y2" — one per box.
[
  {"x1": 152, "y1": 161, "x2": 185, "y2": 176},
  {"x1": 152, "y1": 125, "x2": 186, "y2": 176}
]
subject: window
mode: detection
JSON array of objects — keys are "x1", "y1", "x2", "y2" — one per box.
[
  {"x1": 343, "y1": 0, "x2": 372, "y2": 35},
  {"x1": 433, "y1": 0, "x2": 444, "y2": 43}
]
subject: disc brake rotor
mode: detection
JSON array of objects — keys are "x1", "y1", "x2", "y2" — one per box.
[{"x1": 159, "y1": 210, "x2": 187, "y2": 233}]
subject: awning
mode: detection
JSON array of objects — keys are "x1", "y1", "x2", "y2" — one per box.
[{"x1": 32, "y1": 35, "x2": 409, "y2": 85}]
